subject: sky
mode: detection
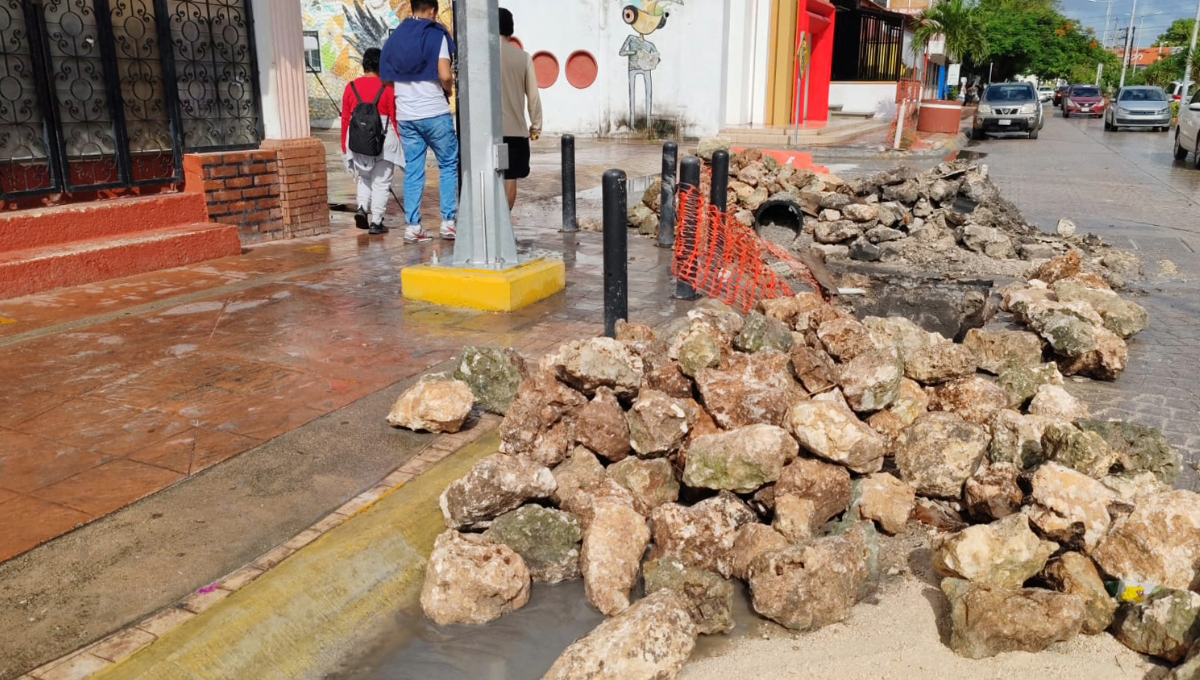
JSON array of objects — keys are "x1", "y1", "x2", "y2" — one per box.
[{"x1": 1060, "y1": 0, "x2": 1198, "y2": 49}]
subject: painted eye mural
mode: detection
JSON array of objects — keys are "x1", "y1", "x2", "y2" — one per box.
[{"x1": 617, "y1": 0, "x2": 682, "y2": 128}]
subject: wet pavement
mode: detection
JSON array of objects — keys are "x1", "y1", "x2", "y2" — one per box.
[
  {"x1": 0, "y1": 134, "x2": 675, "y2": 566},
  {"x1": 967, "y1": 108, "x2": 1200, "y2": 489}
]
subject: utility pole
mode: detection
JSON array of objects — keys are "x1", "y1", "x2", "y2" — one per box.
[
  {"x1": 1184, "y1": 0, "x2": 1200, "y2": 102},
  {"x1": 1103, "y1": 0, "x2": 1115, "y2": 49},
  {"x1": 1120, "y1": 0, "x2": 1139, "y2": 88}
]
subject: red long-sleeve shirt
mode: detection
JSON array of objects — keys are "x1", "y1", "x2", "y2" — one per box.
[{"x1": 340, "y1": 76, "x2": 400, "y2": 153}]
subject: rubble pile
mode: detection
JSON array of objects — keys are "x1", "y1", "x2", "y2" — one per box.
[
  {"x1": 390, "y1": 274, "x2": 1192, "y2": 679},
  {"x1": 630, "y1": 147, "x2": 1142, "y2": 287}
]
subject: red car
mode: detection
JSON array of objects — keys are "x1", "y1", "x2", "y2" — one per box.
[{"x1": 1062, "y1": 85, "x2": 1106, "y2": 118}]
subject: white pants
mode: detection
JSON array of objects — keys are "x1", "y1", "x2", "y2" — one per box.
[{"x1": 353, "y1": 159, "x2": 396, "y2": 224}]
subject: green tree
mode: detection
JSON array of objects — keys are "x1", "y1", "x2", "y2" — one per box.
[
  {"x1": 1153, "y1": 18, "x2": 1196, "y2": 46},
  {"x1": 912, "y1": 0, "x2": 989, "y2": 64},
  {"x1": 974, "y1": 0, "x2": 1115, "y2": 83}
]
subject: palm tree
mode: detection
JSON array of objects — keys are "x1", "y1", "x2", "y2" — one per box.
[{"x1": 912, "y1": 0, "x2": 988, "y2": 66}]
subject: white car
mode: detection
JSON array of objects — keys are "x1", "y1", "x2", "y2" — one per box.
[
  {"x1": 1174, "y1": 89, "x2": 1200, "y2": 167},
  {"x1": 1037, "y1": 87, "x2": 1054, "y2": 103}
]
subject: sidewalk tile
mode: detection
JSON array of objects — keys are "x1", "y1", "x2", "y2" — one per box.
[
  {"x1": 0, "y1": 431, "x2": 107, "y2": 495},
  {"x1": 31, "y1": 652, "x2": 110, "y2": 680},
  {"x1": 88, "y1": 628, "x2": 157, "y2": 663},
  {"x1": 136, "y1": 607, "x2": 194, "y2": 637},
  {"x1": 0, "y1": 496, "x2": 90, "y2": 561},
  {"x1": 30, "y1": 459, "x2": 183, "y2": 517}
]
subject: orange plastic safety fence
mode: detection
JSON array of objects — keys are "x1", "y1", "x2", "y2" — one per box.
[{"x1": 672, "y1": 185, "x2": 822, "y2": 313}]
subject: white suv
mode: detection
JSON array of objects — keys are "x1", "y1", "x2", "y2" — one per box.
[{"x1": 1174, "y1": 89, "x2": 1200, "y2": 167}]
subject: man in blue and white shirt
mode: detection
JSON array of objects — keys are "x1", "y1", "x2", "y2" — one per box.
[{"x1": 381, "y1": 0, "x2": 458, "y2": 243}]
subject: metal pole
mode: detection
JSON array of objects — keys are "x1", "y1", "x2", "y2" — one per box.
[
  {"x1": 1096, "y1": 62, "x2": 1103, "y2": 86},
  {"x1": 709, "y1": 150, "x2": 730, "y2": 212},
  {"x1": 1183, "y1": 0, "x2": 1200, "y2": 103},
  {"x1": 673, "y1": 156, "x2": 702, "y2": 301},
  {"x1": 893, "y1": 101, "x2": 906, "y2": 149},
  {"x1": 658, "y1": 141, "x2": 678, "y2": 248},
  {"x1": 1121, "y1": 0, "x2": 1139, "y2": 88},
  {"x1": 450, "y1": 0, "x2": 519, "y2": 267},
  {"x1": 602, "y1": 169, "x2": 628, "y2": 338},
  {"x1": 1103, "y1": 0, "x2": 1115, "y2": 49},
  {"x1": 561, "y1": 135, "x2": 577, "y2": 232}
]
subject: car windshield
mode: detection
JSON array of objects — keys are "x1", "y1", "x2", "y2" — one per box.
[
  {"x1": 1119, "y1": 88, "x2": 1167, "y2": 101},
  {"x1": 1071, "y1": 87, "x2": 1101, "y2": 97},
  {"x1": 984, "y1": 85, "x2": 1034, "y2": 102}
]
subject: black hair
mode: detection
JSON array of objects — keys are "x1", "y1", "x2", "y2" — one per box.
[
  {"x1": 361, "y1": 47, "x2": 381, "y2": 74},
  {"x1": 411, "y1": 0, "x2": 438, "y2": 15},
  {"x1": 499, "y1": 7, "x2": 514, "y2": 36}
]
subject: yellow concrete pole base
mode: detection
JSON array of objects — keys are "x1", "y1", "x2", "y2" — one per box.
[{"x1": 400, "y1": 258, "x2": 566, "y2": 312}]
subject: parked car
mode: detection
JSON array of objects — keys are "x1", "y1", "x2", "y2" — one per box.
[
  {"x1": 1053, "y1": 85, "x2": 1069, "y2": 106},
  {"x1": 1167, "y1": 81, "x2": 1196, "y2": 103},
  {"x1": 1037, "y1": 86, "x2": 1054, "y2": 103},
  {"x1": 972, "y1": 82, "x2": 1044, "y2": 140},
  {"x1": 1174, "y1": 89, "x2": 1200, "y2": 167},
  {"x1": 1105, "y1": 86, "x2": 1172, "y2": 132},
  {"x1": 1062, "y1": 84, "x2": 1106, "y2": 118}
]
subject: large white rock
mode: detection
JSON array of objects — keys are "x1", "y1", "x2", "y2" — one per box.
[
  {"x1": 420, "y1": 531, "x2": 531, "y2": 626},
  {"x1": 387, "y1": 377, "x2": 475, "y2": 433}
]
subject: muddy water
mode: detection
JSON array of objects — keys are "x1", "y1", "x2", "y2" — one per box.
[{"x1": 326, "y1": 580, "x2": 776, "y2": 680}]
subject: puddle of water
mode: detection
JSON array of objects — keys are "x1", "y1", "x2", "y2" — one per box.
[{"x1": 326, "y1": 579, "x2": 776, "y2": 679}]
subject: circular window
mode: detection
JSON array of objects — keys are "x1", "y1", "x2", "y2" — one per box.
[
  {"x1": 531, "y1": 51, "x2": 559, "y2": 89},
  {"x1": 508, "y1": 36, "x2": 523, "y2": 50},
  {"x1": 565, "y1": 51, "x2": 598, "y2": 89}
]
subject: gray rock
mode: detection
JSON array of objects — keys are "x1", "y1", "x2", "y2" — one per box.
[
  {"x1": 818, "y1": 191, "x2": 852, "y2": 210},
  {"x1": 963, "y1": 329, "x2": 1044, "y2": 375},
  {"x1": 626, "y1": 389, "x2": 697, "y2": 458},
  {"x1": 849, "y1": 238, "x2": 882, "y2": 261},
  {"x1": 607, "y1": 456, "x2": 680, "y2": 516},
  {"x1": 677, "y1": 326, "x2": 722, "y2": 378},
  {"x1": 1026, "y1": 305, "x2": 1100, "y2": 358},
  {"x1": 838, "y1": 346, "x2": 904, "y2": 413},
  {"x1": 1019, "y1": 242, "x2": 1059, "y2": 260},
  {"x1": 748, "y1": 523, "x2": 876, "y2": 631},
  {"x1": 1077, "y1": 420, "x2": 1181, "y2": 485},
  {"x1": 1053, "y1": 279, "x2": 1149, "y2": 338},
  {"x1": 941, "y1": 578, "x2": 1085, "y2": 659},
  {"x1": 903, "y1": 342, "x2": 978, "y2": 385},
  {"x1": 643, "y1": 558, "x2": 735, "y2": 635},
  {"x1": 453, "y1": 347, "x2": 527, "y2": 415},
  {"x1": 895, "y1": 412, "x2": 988, "y2": 498},
  {"x1": 1043, "y1": 552, "x2": 1117, "y2": 635},
  {"x1": 1092, "y1": 490, "x2": 1200, "y2": 590},
  {"x1": 735, "y1": 311, "x2": 795, "y2": 354},
  {"x1": 439, "y1": 454, "x2": 557, "y2": 530},
  {"x1": 814, "y1": 220, "x2": 861, "y2": 244},
  {"x1": 543, "y1": 589, "x2": 697, "y2": 680},
  {"x1": 420, "y1": 531, "x2": 531, "y2": 626},
  {"x1": 988, "y1": 410, "x2": 1051, "y2": 470},
  {"x1": 843, "y1": 203, "x2": 879, "y2": 222},
  {"x1": 866, "y1": 226, "x2": 905, "y2": 243},
  {"x1": 683, "y1": 424, "x2": 798, "y2": 494},
  {"x1": 932, "y1": 514, "x2": 1058, "y2": 588},
  {"x1": 695, "y1": 137, "x2": 731, "y2": 161},
  {"x1": 1112, "y1": 589, "x2": 1200, "y2": 662},
  {"x1": 1042, "y1": 423, "x2": 1116, "y2": 479},
  {"x1": 1028, "y1": 384, "x2": 1090, "y2": 422},
  {"x1": 550, "y1": 337, "x2": 644, "y2": 397},
  {"x1": 959, "y1": 225, "x2": 1016, "y2": 259},
  {"x1": 485, "y1": 506, "x2": 582, "y2": 584},
  {"x1": 996, "y1": 361, "x2": 1064, "y2": 408}
]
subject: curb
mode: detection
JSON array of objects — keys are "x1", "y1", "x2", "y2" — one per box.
[{"x1": 25, "y1": 423, "x2": 499, "y2": 680}]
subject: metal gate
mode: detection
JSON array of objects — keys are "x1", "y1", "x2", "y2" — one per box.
[{"x1": 0, "y1": 0, "x2": 262, "y2": 201}]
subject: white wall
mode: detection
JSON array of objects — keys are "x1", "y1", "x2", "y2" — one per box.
[
  {"x1": 830, "y1": 82, "x2": 899, "y2": 117},
  {"x1": 505, "y1": 0, "x2": 731, "y2": 137},
  {"x1": 724, "y1": 0, "x2": 772, "y2": 127}
]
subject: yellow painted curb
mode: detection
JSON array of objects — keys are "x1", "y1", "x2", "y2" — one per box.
[
  {"x1": 401, "y1": 258, "x2": 565, "y2": 311},
  {"x1": 94, "y1": 434, "x2": 497, "y2": 680}
]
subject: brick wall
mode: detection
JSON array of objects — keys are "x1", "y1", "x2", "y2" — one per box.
[
  {"x1": 182, "y1": 137, "x2": 331, "y2": 244},
  {"x1": 183, "y1": 151, "x2": 285, "y2": 243},
  {"x1": 260, "y1": 137, "x2": 330, "y2": 239}
]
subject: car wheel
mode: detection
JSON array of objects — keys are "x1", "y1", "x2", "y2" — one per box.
[
  {"x1": 1161, "y1": 126, "x2": 1171, "y2": 133},
  {"x1": 1194, "y1": 138, "x2": 1200, "y2": 169},
  {"x1": 1029, "y1": 126, "x2": 1039, "y2": 140},
  {"x1": 1063, "y1": 110, "x2": 1070, "y2": 119},
  {"x1": 971, "y1": 128, "x2": 985, "y2": 141},
  {"x1": 1175, "y1": 133, "x2": 1190, "y2": 160},
  {"x1": 1104, "y1": 118, "x2": 1113, "y2": 131}
]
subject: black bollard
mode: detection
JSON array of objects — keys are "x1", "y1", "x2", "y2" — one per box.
[
  {"x1": 602, "y1": 169, "x2": 628, "y2": 338},
  {"x1": 561, "y1": 135, "x2": 577, "y2": 232},
  {"x1": 673, "y1": 156, "x2": 702, "y2": 301},
  {"x1": 658, "y1": 141, "x2": 678, "y2": 248},
  {"x1": 710, "y1": 149, "x2": 730, "y2": 212}
]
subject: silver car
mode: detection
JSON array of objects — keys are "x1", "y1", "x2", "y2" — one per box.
[{"x1": 1105, "y1": 86, "x2": 1172, "y2": 132}]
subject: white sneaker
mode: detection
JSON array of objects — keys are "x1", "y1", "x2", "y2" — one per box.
[
  {"x1": 404, "y1": 226, "x2": 432, "y2": 243},
  {"x1": 439, "y1": 220, "x2": 456, "y2": 240}
]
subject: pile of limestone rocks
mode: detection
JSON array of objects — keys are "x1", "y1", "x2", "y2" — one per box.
[
  {"x1": 629, "y1": 148, "x2": 1142, "y2": 288},
  {"x1": 389, "y1": 281, "x2": 1196, "y2": 680}
]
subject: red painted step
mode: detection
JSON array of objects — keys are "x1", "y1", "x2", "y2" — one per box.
[
  {"x1": 0, "y1": 193, "x2": 210, "y2": 252},
  {"x1": 0, "y1": 223, "x2": 242, "y2": 300}
]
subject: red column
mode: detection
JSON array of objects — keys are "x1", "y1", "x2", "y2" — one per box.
[{"x1": 794, "y1": 0, "x2": 835, "y2": 124}]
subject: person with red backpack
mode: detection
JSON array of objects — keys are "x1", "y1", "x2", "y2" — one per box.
[{"x1": 341, "y1": 48, "x2": 405, "y2": 235}]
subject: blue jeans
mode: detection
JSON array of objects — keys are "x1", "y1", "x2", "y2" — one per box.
[{"x1": 399, "y1": 114, "x2": 459, "y2": 227}]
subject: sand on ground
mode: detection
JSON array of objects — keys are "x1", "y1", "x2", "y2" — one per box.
[{"x1": 681, "y1": 575, "x2": 1165, "y2": 680}]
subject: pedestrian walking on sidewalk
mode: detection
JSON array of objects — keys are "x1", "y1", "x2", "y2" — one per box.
[
  {"x1": 380, "y1": 0, "x2": 459, "y2": 243},
  {"x1": 498, "y1": 7, "x2": 542, "y2": 211},
  {"x1": 341, "y1": 48, "x2": 405, "y2": 235}
]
